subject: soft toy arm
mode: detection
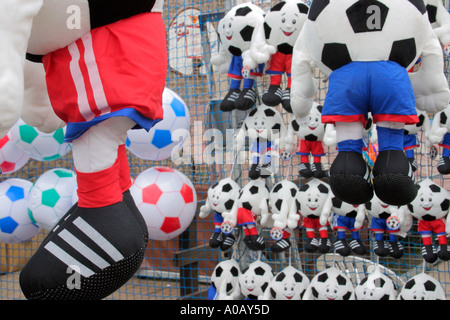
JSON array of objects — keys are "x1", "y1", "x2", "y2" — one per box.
[
  {"x1": 422, "y1": 112, "x2": 432, "y2": 148},
  {"x1": 323, "y1": 124, "x2": 337, "y2": 147},
  {"x1": 409, "y1": 25, "x2": 450, "y2": 115},
  {"x1": 290, "y1": 27, "x2": 318, "y2": 120},
  {"x1": 259, "y1": 196, "x2": 271, "y2": 227},
  {"x1": 247, "y1": 21, "x2": 277, "y2": 67},
  {"x1": 287, "y1": 199, "x2": 300, "y2": 229},
  {"x1": 432, "y1": 0, "x2": 450, "y2": 49},
  {"x1": 210, "y1": 41, "x2": 232, "y2": 74},
  {"x1": 319, "y1": 194, "x2": 333, "y2": 226},
  {"x1": 353, "y1": 205, "x2": 366, "y2": 230},
  {"x1": 395, "y1": 206, "x2": 413, "y2": 237},
  {"x1": 428, "y1": 110, "x2": 448, "y2": 144},
  {"x1": 272, "y1": 198, "x2": 290, "y2": 230},
  {"x1": 284, "y1": 119, "x2": 298, "y2": 153},
  {"x1": 199, "y1": 198, "x2": 212, "y2": 219},
  {"x1": 235, "y1": 127, "x2": 247, "y2": 153}
]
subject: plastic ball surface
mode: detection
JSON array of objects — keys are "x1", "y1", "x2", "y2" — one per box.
[
  {"x1": 126, "y1": 88, "x2": 190, "y2": 161},
  {"x1": 0, "y1": 178, "x2": 40, "y2": 243},
  {"x1": 130, "y1": 166, "x2": 197, "y2": 241},
  {"x1": 28, "y1": 168, "x2": 77, "y2": 231},
  {"x1": 0, "y1": 131, "x2": 30, "y2": 174}
]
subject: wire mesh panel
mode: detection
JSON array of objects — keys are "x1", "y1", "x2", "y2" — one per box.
[{"x1": 0, "y1": 0, "x2": 449, "y2": 300}]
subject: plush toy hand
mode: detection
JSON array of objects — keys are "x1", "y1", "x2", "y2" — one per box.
[
  {"x1": 428, "y1": 125, "x2": 447, "y2": 144},
  {"x1": 272, "y1": 213, "x2": 287, "y2": 230},
  {"x1": 199, "y1": 204, "x2": 210, "y2": 219},
  {"x1": 287, "y1": 213, "x2": 300, "y2": 229},
  {"x1": 323, "y1": 124, "x2": 337, "y2": 147}
]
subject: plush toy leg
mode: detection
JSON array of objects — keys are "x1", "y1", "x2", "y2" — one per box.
[
  {"x1": 243, "y1": 225, "x2": 265, "y2": 251},
  {"x1": 318, "y1": 227, "x2": 331, "y2": 253},
  {"x1": 329, "y1": 122, "x2": 373, "y2": 204},
  {"x1": 270, "y1": 230, "x2": 291, "y2": 253},
  {"x1": 0, "y1": 0, "x2": 44, "y2": 137},
  {"x1": 421, "y1": 235, "x2": 438, "y2": 263},
  {"x1": 20, "y1": 117, "x2": 148, "y2": 300},
  {"x1": 281, "y1": 77, "x2": 292, "y2": 113},
  {"x1": 311, "y1": 156, "x2": 326, "y2": 178},
  {"x1": 373, "y1": 232, "x2": 389, "y2": 257},
  {"x1": 235, "y1": 78, "x2": 256, "y2": 111},
  {"x1": 298, "y1": 155, "x2": 313, "y2": 178},
  {"x1": 373, "y1": 123, "x2": 417, "y2": 206},
  {"x1": 209, "y1": 212, "x2": 225, "y2": 249},
  {"x1": 220, "y1": 79, "x2": 241, "y2": 112},
  {"x1": 388, "y1": 234, "x2": 404, "y2": 259},
  {"x1": 436, "y1": 234, "x2": 450, "y2": 261}
]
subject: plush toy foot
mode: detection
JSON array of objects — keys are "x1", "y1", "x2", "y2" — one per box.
[
  {"x1": 389, "y1": 241, "x2": 404, "y2": 259},
  {"x1": 318, "y1": 238, "x2": 331, "y2": 253},
  {"x1": 334, "y1": 239, "x2": 351, "y2": 256},
  {"x1": 19, "y1": 201, "x2": 148, "y2": 300},
  {"x1": 249, "y1": 164, "x2": 261, "y2": 180},
  {"x1": 260, "y1": 163, "x2": 273, "y2": 178},
  {"x1": 407, "y1": 158, "x2": 418, "y2": 172},
  {"x1": 311, "y1": 163, "x2": 326, "y2": 178},
  {"x1": 220, "y1": 89, "x2": 240, "y2": 112},
  {"x1": 437, "y1": 244, "x2": 450, "y2": 261},
  {"x1": 244, "y1": 235, "x2": 265, "y2": 251},
  {"x1": 262, "y1": 85, "x2": 282, "y2": 106},
  {"x1": 281, "y1": 88, "x2": 292, "y2": 113},
  {"x1": 437, "y1": 157, "x2": 450, "y2": 175},
  {"x1": 122, "y1": 190, "x2": 148, "y2": 242},
  {"x1": 271, "y1": 238, "x2": 291, "y2": 253},
  {"x1": 422, "y1": 244, "x2": 438, "y2": 263},
  {"x1": 373, "y1": 150, "x2": 417, "y2": 206},
  {"x1": 298, "y1": 162, "x2": 313, "y2": 178},
  {"x1": 305, "y1": 238, "x2": 319, "y2": 253},
  {"x1": 220, "y1": 234, "x2": 236, "y2": 251},
  {"x1": 349, "y1": 239, "x2": 367, "y2": 255},
  {"x1": 209, "y1": 232, "x2": 224, "y2": 249},
  {"x1": 235, "y1": 88, "x2": 256, "y2": 110},
  {"x1": 329, "y1": 151, "x2": 373, "y2": 204},
  {"x1": 373, "y1": 240, "x2": 389, "y2": 257}
]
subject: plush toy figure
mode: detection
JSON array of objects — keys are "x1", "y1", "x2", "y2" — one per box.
[
  {"x1": 321, "y1": 194, "x2": 367, "y2": 257},
  {"x1": 199, "y1": 177, "x2": 241, "y2": 251},
  {"x1": 260, "y1": 265, "x2": 310, "y2": 300},
  {"x1": 3, "y1": 0, "x2": 166, "y2": 300},
  {"x1": 303, "y1": 266, "x2": 355, "y2": 300},
  {"x1": 428, "y1": 104, "x2": 450, "y2": 174},
  {"x1": 425, "y1": 0, "x2": 450, "y2": 56},
  {"x1": 355, "y1": 266, "x2": 397, "y2": 300},
  {"x1": 406, "y1": 178, "x2": 450, "y2": 263},
  {"x1": 235, "y1": 104, "x2": 287, "y2": 180},
  {"x1": 208, "y1": 259, "x2": 241, "y2": 300},
  {"x1": 221, "y1": 178, "x2": 270, "y2": 251},
  {"x1": 398, "y1": 272, "x2": 446, "y2": 300},
  {"x1": 285, "y1": 102, "x2": 331, "y2": 178},
  {"x1": 266, "y1": 179, "x2": 299, "y2": 252},
  {"x1": 211, "y1": 2, "x2": 267, "y2": 112},
  {"x1": 403, "y1": 109, "x2": 430, "y2": 172},
  {"x1": 249, "y1": 0, "x2": 309, "y2": 113},
  {"x1": 290, "y1": 0, "x2": 450, "y2": 206},
  {"x1": 239, "y1": 259, "x2": 273, "y2": 300},
  {"x1": 365, "y1": 194, "x2": 408, "y2": 259}
]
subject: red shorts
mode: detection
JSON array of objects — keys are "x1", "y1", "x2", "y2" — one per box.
[
  {"x1": 266, "y1": 51, "x2": 292, "y2": 76},
  {"x1": 418, "y1": 218, "x2": 446, "y2": 236},
  {"x1": 43, "y1": 13, "x2": 167, "y2": 138},
  {"x1": 296, "y1": 140, "x2": 325, "y2": 157},
  {"x1": 302, "y1": 216, "x2": 328, "y2": 229},
  {"x1": 236, "y1": 207, "x2": 257, "y2": 226}
]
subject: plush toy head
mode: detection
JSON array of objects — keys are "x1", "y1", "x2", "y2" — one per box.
[
  {"x1": 355, "y1": 268, "x2": 397, "y2": 300},
  {"x1": 365, "y1": 193, "x2": 392, "y2": 219},
  {"x1": 207, "y1": 178, "x2": 240, "y2": 214},
  {"x1": 331, "y1": 195, "x2": 360, "y2": 218},
  {"x1": 407, "y1": 179, "x2": 450, "y2": 221},
  {"x1": 211, "y1": 259, "x2": 241, "y2": 297},
  {"x1": 302, "y1": 0, "x2": 430, "y2": 76},
  {"x1": 243, "y1": 104, "x2": 286, "y2": 142},
  {"x1": 398, "y1": 273, "x2": 446, "y2": 300},
  {"x1": 237, "y1": 179, "x2": 269, "y2": 216},
  {"x1": 239, "y1": 260, "x2": 273, "y2": 299},
  {"x1": 296, "y1": 178, "x2": 330, "y2": 218},
  {"x1": 304, "y1": 266, "x2": 355, "y2": 300},
  {"x1": 268, "y1": 265, "x2": 310, "y2": 300},
  {"x1": 294, "y1": 102, "x2": 325, "y2": 141},
  {"x1": 217, "y1": 2, "x2": 265, "y2": 56},
  {"x1": 263, "y1": 0, "x2": 309, "y2": 54},
  {"x1": 269, "y1": 179, "x2": 298, "y2": 214}
]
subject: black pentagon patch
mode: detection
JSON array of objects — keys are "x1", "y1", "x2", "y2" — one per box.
[
  {"x1": 441, "y1": 199, "x2": 450, "y2": 212},
  {"x1": 407, "y1": 203, "x2": 414, "y2": 213},
  {"x1": 298, "y1": 3, "x2": 309, "y2": 14},
  {"x1": 374, "y1": 278, "x2": 385, "y2": 288},
  {"x1": 215, "y1": 266, "x2": 223, "y2": 277},
  {"x1": 222, "y1": 183, "x2": 233, "y2": 192},
  {"x1": 379, "y1": 211, "x2": 390, "y2": 220},
  {"x1": 261, "y1": 281, "x2": 269, "y2": 292},
  {"x1": 322, "y1": 43, "x2": 352, "y2": 71},
  {"x1": 409, "y1": 0, "x2": 427, "y2": 14},
  {"x1": 346, "y1": 210, "x2": 357, "y2": 218},
  {"x1": 365, "y1": 202, "x2": 372, "y2": 211},
  {"x1": 336, "y1": 274, "x2": 347, "y2": 286},
  {"x1": 429, "y1": 184, "x2": 441, "y2": 193},
  {"x1": 264, "y1": 22, "x2": 272, "y2": 40},
  {"x1": 360, "y1": 277, "x2": 368, "y2": 286},
  {"x1": 424, "y1": 280, "x2": 437, "y2": 291},
  {"x1": 229, "y1": 45, "x2": 242, "y2": 56},
  {"x1": 270, "y1": 288, "x2": 277, "y2": 299},
  {"x1": 276, "y1": 199, "x2": 283, "y2": 211},
  {"x1": 249, "y1": 108, "x2": 258, "y2": 117},
  {"x1": 317, "y1": 183, "x2": 329, "y2": 194},
  {"x1": 278, "y1": 43, "x2": 294, "y2": 55},
  {"x1": 389, "y1": 38, "x2": 416, "y2": 68},
  {"x1": 276, "y1": 272, "x2": 286, "y2": 282},
  {"x1": 230, "y1": 266, "x2": 239, "y2": 277},
  {"x1": 271, "y1": 1, "x2": 286, "y2": 12},
  {"x1": 290, "y1": 188, "x2": 297, "y2": 197},
  {"x1": 332, "y1": 197, "x2": 343, "y2": 208},
  {"x1": 404, "y1": 279, "x2": 416, "y2": 289},
  {"x1": 308, "y1": 0, "x2": 330, "y2": 21},
  {"x1": 211, "y1": 182, "x2": 219, "y2": 189},
  {"x1": 242, "y1": 201, "x2": 252, "y2": 211},
  {"x1": 316, "y1": 104, "x2": 323, "y2": 113},
  {"x1": 346, "y1": 0, "x2": 389, "y2": 33},
  {"x1": 296, "y1": 199, "x2": 301, "y2": 211},
  {"x1": 226, "y1": 283, "x2": 233, "y2": 292},
  {"x1": 293, "y1": 272, "x2": 304, "y2": 282},
  {"x1": 299, "y1": 184, "x2": 310, "y2": 192},
  {"x1": 292, "y1": 120, "x2": 300, "y2": 132},
  {"x1": 343, "y1": 291, "x2": 353, "y2": 300},
  {"x1": 305, "y1": 133, "x2": 318, "y2": 141},
  {"x1": 264, "y1": 108, "x2": 276, "y2": 117},
  {"x1": 240, "y1": 25, "x2": 255, "y2": 42},
  {"x1": 422, "y1": 214, "x2": 436, "y2": 221},
  {"x1": 236, "y1": 6, "x2": 252, "y2": 16},
  {"x1": 426, "y1": 4, "x2": 438, "y2": 23},
  {"x1": 417, "y1": 114, "x2": 425, "y2": 127},
  {"x1": 254, "y1": 266, "x2": 266, "y2": 276},
  {"x1": 249, "y1": 186, "x2": 259, "y2": 194},
  {"x1": 273, "y1": 183, "x2": 283, "y2": 193},
  {"x1": 380, "y1": 294, "x2": 390, "y2": 300},
  {"x1": 317, "y1": 272, "x2": 329, "y2": 283},
  {"x1": 224, "y1": 199, "x2": 235, "y2": 210},
  {"x1": 440, "y1": 112, "x2": 448, "y2": 125},
  {"x1": 311, "y1": 286, "x2": 319, "y2": 298},
  {"x1": 272, "y1": 123, "x2": 281, "y2": 132}
]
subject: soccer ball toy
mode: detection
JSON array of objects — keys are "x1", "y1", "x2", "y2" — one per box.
[
  {"x1": 398, "y1": 273, "x2": 446, "y2": 300},
  {"x1": 28, "y1": 168, "x2": 77, "y2": 231},
  {"x1": 261, "y1": 265, "x2": 310, "y2": 300},
  {"x1": 0, "y1": 178, "x2": 40, "y2": 243},
  {"x1": 9, "y1": 119, "x2": 71, "y2": 161},
  {"x1": 355, "y1": 267, "x2": 397, "y2": 300},
  {"x1": 126, "y1": 87, "x2": 190, "y2": 161},
  {"x1": 0, "y1": 130, "x2": 30, "y2": 174},
  {"x1": 209, "y1": 259, "x2": 241, "y2": 300},
  {"x1": 239, "y1": 259, "x2": 273, "y2": 300},
  {"x1": 130, "y1": 166, "x2": 197, "y2": 241},
  {"x1": 303, "y1": 266, "x2": 355, "y2": 300}
]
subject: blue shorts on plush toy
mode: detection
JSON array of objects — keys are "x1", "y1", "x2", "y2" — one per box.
[{"x1": 322, "y1": 61, "x2": 417, "y2": 126}]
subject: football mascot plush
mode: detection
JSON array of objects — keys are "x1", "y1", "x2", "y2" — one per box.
[
  {"x1": 290, "y1": 0, "x2": 450, "y2": 206},
  {"x1": 0, "y1": 0, "x2": 166, "y2": 299}
]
